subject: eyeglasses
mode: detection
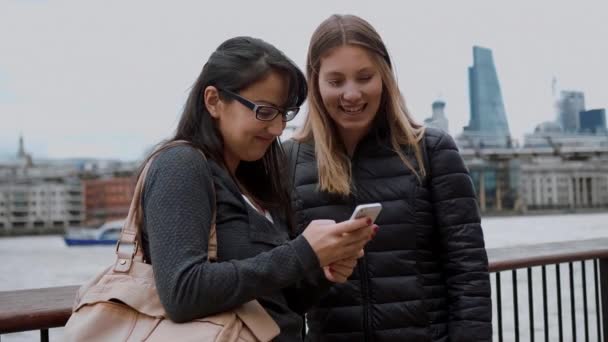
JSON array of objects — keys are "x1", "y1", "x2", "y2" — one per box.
[{"x1": 218, "y1": 88, "x2": 299, "y2": 122}]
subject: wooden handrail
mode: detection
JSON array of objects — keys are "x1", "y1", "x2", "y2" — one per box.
[
  {"x1": 488, "y1": 238, "x2": 608, "y2": 272},
  {"x1": 1, "y1": 238, "x2": 607, "y2": 334},
  {"x1": 0, "y1": 285, "x2": 76, "y2": 334}
]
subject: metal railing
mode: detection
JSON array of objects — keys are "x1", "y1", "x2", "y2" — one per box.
[
  {"x1": 489, "y1": 238, "x2": 608, "y2": 341},
  {"x1": 1, "y1": 238, "x2": 607, "y2": 341}
]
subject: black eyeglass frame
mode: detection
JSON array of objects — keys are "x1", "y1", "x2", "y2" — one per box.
[{"x1": 218, "y1": 88, "x2": 300, "y2": 122}]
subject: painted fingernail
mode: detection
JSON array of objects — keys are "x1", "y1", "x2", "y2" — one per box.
[
  {"x1": 329, "y1": 267, "x2": 335, "y2": 273},
  {"x1": 366, "y1": 218, "x2": 372, "y2": 225},
  {"x1": 373, "y1": 225, "x2": 379, "y2": 233}
]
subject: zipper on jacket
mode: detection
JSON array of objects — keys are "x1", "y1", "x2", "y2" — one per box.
[
  {"x1": 358, "y1": 250, "x2": 372, "y2": 342},
  {"x1": 351, "y1": 197, "x2": 371, "y2": 341},
  {"x1": 350, "y1": 143, "x2": 373, "y2": 342}
]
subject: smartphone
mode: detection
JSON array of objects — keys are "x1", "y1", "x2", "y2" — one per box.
[{"x1": 349, "y1": 203, "x2": 382, "y2": 223}]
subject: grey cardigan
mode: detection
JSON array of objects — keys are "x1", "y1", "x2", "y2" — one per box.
[{"x1": 141, "y1": 145, "x2": 323, "y2": 341}]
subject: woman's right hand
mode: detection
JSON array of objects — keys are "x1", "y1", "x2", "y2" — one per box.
[
  {"x1": 301, "y1": 218, "x2": 374, "y2": 267},
  {"x1": 323, "y1": 255, "x2": 360, "y2": 283}
]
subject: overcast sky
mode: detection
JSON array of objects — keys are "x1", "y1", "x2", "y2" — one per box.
[{"x1": 1, "y1": 0, "x2": 606, "y2": 161}]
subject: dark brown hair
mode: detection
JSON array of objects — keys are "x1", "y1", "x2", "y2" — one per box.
[{"x1": 141, "y1": 36, "x2": 306, "y2": 231}]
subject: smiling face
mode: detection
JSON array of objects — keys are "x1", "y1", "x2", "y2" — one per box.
[
  {"x1": 207, "y1": 71, "x2": 288, "y2": 170},
  {"x1": 318, "y1": 44, "x2": 383, "y2": 142}
]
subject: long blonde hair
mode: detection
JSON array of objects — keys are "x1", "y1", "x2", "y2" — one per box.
[{"x1": 295, "y1": 14, "x2": 426, "y2": 196}]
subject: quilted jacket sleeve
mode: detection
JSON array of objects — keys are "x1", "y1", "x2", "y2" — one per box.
[{"x1": 427, "y1": 130, "x2": 492, "y2": 341}]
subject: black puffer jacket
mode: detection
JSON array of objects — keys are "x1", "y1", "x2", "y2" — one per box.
[{"x1": 285, "y1": 127, "x2": 492, "y2": 342}]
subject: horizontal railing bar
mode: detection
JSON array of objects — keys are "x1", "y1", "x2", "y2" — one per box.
[
  {"x1": 488, "y1": 238, "x2": 608, "y2": 272},
  {"x1": 0, "y1": 286, "x2": 76, "y2": 334}
]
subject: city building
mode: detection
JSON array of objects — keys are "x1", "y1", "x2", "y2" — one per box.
[
  {"x1": 459, "y1": 46, "x2": 512, "y2": 148},
  {"x1": 0, "y1": 136, "x2": 140, "y2": 233},
  {"x1": 524, "y1": 118, "x2": 608, "y2": 148},
  {"x1": 83, "y1": 176, "x2": 135, "y2": 224},
  {"x1": 465, "y1": 158, "x2": 520, "y2": 212},
  {"x1": 525, "y1": 89, "x2": 607, "y2": 148},
  {"x1": 0, "y1": 137, "x2": 85, "y2": 232},
  {"x1": 558, "y1": 90, "x2": 585, "y2": 132},
  {"x1": 579, "y1": 109, "x2": 607, "y2": 134},
  {"x1": 519, "y1": 157, "x2": 608, "y2": 210},
  {"x1": 423, "y1": 100, "x2": 449, "y2": 133},
  {"x1": 460, "y1": 153, "x2": 608, "y2": 212},
  {"x1": 0, "y1": 178, "x2": 84, "y2": 231},
  {"x1": 16, "y1": 134, "x2": 33, "y2": 168},
  {"x1": 523, "y1": 131, "x2": 608, "y2": 148}
]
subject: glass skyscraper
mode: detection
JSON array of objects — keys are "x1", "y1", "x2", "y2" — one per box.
[
  {"x1": 579, "y1": 109, "x2": 607, "y2": 134},
  {"x1": 461, "y1": 46, "x2": 512, "y2": 147},
  {"x1": 558, "y1": 90, "x2": 585, "y2": 132}
]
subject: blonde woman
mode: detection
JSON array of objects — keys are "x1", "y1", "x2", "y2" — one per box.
[{"x1": 285, "y1": 15, "x2": 491, "y2": 341}]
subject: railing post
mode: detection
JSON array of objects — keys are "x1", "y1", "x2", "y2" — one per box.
[
  {"x1": 41, "y1": 329, "x2": 49, "y2": 342},
  {"x1": 600, "y1": 258, "x2": 608, "y2": 342}
]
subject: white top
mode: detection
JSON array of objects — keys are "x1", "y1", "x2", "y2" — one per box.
[{"x1": 242, "y1": 194, "x2": 274, "y2": 223}]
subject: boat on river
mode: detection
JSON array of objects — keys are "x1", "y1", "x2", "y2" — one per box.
[{"x1": 63, "y1": 219, "x2": 124, "y2": 246}]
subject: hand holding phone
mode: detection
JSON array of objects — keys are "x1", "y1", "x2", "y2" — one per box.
[
  {"x1": 323, "y1": 203, "x2": 381, "y2": 282},
  {"x1": 349, "y1": 203, "x2": 382, "y2": 223}
]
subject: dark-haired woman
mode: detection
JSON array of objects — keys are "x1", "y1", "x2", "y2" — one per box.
[{"x1": 140, "y1": 36, "x2": 375, "y2": 341}]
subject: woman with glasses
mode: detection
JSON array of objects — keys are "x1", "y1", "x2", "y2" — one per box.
[
  {"x1": 286, "y1": 15, "x2": 492, "y2": 341},
  {"x1": 139, "y1": 36, "x2": 375, "y2": 341}
]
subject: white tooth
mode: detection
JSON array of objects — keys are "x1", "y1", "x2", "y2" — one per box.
[{"x1": 342, "y1": 105, "x2": 364, "y2": 113}]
